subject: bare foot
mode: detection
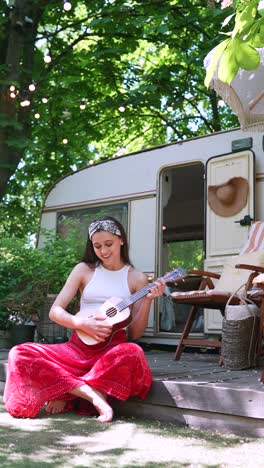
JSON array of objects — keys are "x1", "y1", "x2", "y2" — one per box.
[
  {"x1": 70, "y1": 384, "x2": 113, "y2": 423},
  {"x1": 45, "y1": 400, "x2": 67, "y2": 414},
  {"x1": 88, "y1": 387, "x2": 113, "y2": 423}
]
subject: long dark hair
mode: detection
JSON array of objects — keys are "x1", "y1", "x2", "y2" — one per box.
[{"x1": 81, "y1": 216, "x2": 133, "y2": 267}]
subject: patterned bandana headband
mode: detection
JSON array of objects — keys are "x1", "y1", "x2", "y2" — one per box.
[{"x1": 88, "y1": 220, "x2": 121, "y2": 239}]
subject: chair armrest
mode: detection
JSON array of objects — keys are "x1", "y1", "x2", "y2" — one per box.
[
  {"x1": 235, "y1": 264, "x2": 264, "y2": 273},
  {"x1": 188, "y1": 269, "x2": 221, "y2": 279},
  {"x1": 169, "y1": 270, "x2": 218, "y2": 291}
]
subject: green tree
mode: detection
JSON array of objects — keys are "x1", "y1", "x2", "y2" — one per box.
[
  {"x1": 0, "y1": 1, "x2": 237, "y2": 238},
  {"x1": 0, "y1": 220, "x2": 83, "y2": 328}
]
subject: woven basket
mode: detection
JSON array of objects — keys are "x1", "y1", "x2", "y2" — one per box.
[{"x1": 221, "y1": 315, "x2": 259, "y2": 370}]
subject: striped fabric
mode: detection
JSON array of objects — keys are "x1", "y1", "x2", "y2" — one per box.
[{"x1": 240, "y1": 221, "x2": 264, "y2": 254}]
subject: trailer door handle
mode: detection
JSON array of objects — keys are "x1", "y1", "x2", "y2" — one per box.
[{"x1": 234, "y1": 215, "x2": 254, "y2": 226}]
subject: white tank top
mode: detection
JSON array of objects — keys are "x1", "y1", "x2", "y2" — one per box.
[{"x1": 80, "y1": 264, "x2": 131, "y2": 311}]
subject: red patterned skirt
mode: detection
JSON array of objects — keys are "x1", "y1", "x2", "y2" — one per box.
[{"x1": 3, "y1": 330, "x2": 152, "y2": 418}]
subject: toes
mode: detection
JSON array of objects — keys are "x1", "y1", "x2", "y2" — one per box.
[
  {"x1": 45, "y1": 404, "x2": 52, "y2": 413},
  {"x1": 45, "y1": 401, "x2": 67, "y2": 414},
  {"x1": 97, "y1": 410, "x2": 113, "y2": 423}
]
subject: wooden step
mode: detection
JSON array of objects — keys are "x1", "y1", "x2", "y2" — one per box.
[{"x1": 1, "y1": 349, "x2": 264, "y2": 436}]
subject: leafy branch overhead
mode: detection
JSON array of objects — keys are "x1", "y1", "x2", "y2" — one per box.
[
  {"x1": 0, "y1": 1, "x2": 239, "y2": 238},
  {"x1": 205, "y1": 0, "x2": 264, "y2": 87}
]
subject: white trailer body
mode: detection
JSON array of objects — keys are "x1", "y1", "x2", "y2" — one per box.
[{"x1": 39, "y1": 128, "x2": 264, "y2": 346}]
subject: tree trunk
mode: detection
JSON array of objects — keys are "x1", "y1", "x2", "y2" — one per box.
[
  {"x1": 0, "y1": 0, "x2": 44, "y2": 200},
  {"x1": 209, "y1": 90, "x2": 222, "y2": 132}
]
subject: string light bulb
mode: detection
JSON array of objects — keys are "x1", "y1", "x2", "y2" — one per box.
[
  {"x1": 118, "y1": 105, "x2": 125, "y2": 112},
  {"x1": 63, "y1": 1, "x2": 72, "y2": 11},
  {"x1": 28, "y1": 84, "x2": 36, "y2": 92},
  {"x1": 80, "y1": 100, "x2": 86, "y2": 110},
  {"x1": 20, "y1": 100, "x2": 30, "y2": 107},
  {"x1": 42, "y1": 97, "x2": 48, "y2": 103},
  {"x1": 218, "y1": 100, "x2": 225, "y2": 108},
  {"x1": 62, "y1": 138, "x2": 68, "y2": 144},
  {"x1": 10, "y1": 92, "x2": 16, "y2": 98},
  {"x1": 44, "y1": 54, "x2": 51, "y2": 63},
  {"x1": 9, "y1": 85, "x2": 16, "y2": 92},
  {"x1": 34, "y1": 113, "x2": 40, "y2": 119},
  {"x1": 167, "y1": 104, "x2": 173, "y2": 112}
]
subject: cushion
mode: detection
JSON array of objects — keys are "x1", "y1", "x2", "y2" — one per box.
[
  {"x1": 240, "y1": 221, "x2": 264, "y2": 254},
  {"x1": 216, "y1": 251, "x2": 264, "y2": 293}
]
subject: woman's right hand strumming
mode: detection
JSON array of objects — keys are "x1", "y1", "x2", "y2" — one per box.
[{"x1": 74, "y1": 314, "x2": 113, "y2": 343}]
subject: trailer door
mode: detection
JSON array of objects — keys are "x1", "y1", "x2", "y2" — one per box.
[{"x1": 206, "y1": 150, "x2": 255, "y2": 258}]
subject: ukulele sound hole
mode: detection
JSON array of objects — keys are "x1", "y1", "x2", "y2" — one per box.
[{"x1": 106, "y1": 307, "x2": 117, "y2": 317}]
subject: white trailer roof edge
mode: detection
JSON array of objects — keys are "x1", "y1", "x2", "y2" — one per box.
[{"x1": 41, "y1": 127, "x2": 241, "y2": 210}]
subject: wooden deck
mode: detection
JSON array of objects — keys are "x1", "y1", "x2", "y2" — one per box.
[{"x1": 1, "y1": 348, "x2": 264, "y2": 437}]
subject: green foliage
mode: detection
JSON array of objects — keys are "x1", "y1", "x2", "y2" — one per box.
[
  {"x1": 0, "y1": 1, "x2": 238, "y2": 238},
  {"x1": 204, "y1": 39, "x2": 230, "y2": 88},
  {"x1": 0, "y1": 220, "x2": 84, "y2": 328},
  {"x1": 6, "y1": 136, "x2": 32, "y2": 149},
  {"x1": 205, "y1": 0, "x2": 264, "y2": 87},
  {"x1": 218, "y1": 39, "x2": 240, "y2": 84},
  {"x1": 167, "y1": 240, "x2": 204, "y2": 271},
  {"x1": 0, "y1": 117, "x2": 22, "y2": 130},
  {"x1": 39, "y1": 220, "x2": 86, "y2": 292},
  {"x1": 0, "y1": 238, "x2": 44, "y2": 328}
]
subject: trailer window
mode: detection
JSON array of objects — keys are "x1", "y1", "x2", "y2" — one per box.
[{"x1": 57, "y1": 203, "x2": 128, "y2": 240}]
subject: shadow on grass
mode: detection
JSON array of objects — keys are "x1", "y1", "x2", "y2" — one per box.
[
  {"x1": 0, "y1": 413, "x2": 128, "y2": 467},
  {"x1": 0, "y1": 402, "x2": 255, "y2": 468}
]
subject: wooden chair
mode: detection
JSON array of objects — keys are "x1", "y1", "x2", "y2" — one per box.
[
  {"x1": 169, "y1": 221, "x2": 264, "y2": 360},
  {"x1": 170, "y1": 261, "x2": 264, "y2": 361}
]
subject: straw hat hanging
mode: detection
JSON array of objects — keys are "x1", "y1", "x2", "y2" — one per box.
[{"x1": 208, "y1": 177, "x2": 249, "y2": 217}]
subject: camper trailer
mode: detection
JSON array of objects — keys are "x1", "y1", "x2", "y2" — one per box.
[{"x1": 38, "y1": 128, "x2": 264, "y2": 347}]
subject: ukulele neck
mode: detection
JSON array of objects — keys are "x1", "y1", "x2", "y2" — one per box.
[
  {"x1": 116, "y1": 267, "x2": 185, "y2": 313},
  {"x1": 117, "y1": 283, "x2": 154, "y2": 312}
]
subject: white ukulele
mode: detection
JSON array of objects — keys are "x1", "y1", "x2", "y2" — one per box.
[{"x1": 76, "y1": 267, "x2": 186, "y2": 348}]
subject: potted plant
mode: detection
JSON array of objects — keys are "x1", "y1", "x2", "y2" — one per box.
[
  {"x1": 3, "y1": 281, "x2": 49, "y2": 346},
  {"x1": 0, "y1": 222, "x2": 83, "y2": 346}
]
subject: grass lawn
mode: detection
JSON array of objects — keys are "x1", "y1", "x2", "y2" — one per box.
[{"x1": 1, "y1": 397, "x2": 264, "y2": 467}]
